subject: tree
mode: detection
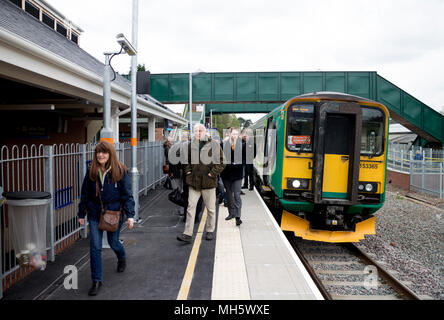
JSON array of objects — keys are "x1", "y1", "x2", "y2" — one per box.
[
  {"x1": 238, "y1": 117, "x2": 246, "y2": 129},
  {"x1": 137, "y1": 64, "x2": 146, "y2": 72},
  {"x1": 128, "y1": 63, "x2": 146, "y2": 75},
  {"x1": 213, "y1": 114, "x2": 240, "y2": 138},
  {"x1": 235, "y1": 116, "x2": 252, "y2": 130},
  {"x1": 230, "y1": 116, "x2": 240, "y2": 129},
  {"x1": 242, "y1": 119, "x2": 252, "y2": 129}
]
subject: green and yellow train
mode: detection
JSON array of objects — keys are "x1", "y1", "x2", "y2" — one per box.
[{"x1": 251, "y1": 92, "x2": 389, "y2": 242}]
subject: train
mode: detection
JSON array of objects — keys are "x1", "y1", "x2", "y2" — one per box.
[{"x1": 250, "y1": 92, "x2": 389, "y2": 242}]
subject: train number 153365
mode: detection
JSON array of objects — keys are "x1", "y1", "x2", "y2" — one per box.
[{"x1": 360, "y1": 163, "x2": 378, "y2": 169}]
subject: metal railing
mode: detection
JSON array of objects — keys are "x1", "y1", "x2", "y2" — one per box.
[
  {"x1": 118, "y1": 141, "x2": 165, "y2": 195},
  {"x1": 1, "y1": 141, "x2": 165, "y2": 293},
  {"x1": 387, "y1": 143, "x2": 444, "y2": 198}
]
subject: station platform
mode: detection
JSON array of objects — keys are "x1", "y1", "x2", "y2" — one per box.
[{"x1": 2, "y1": 186, "x2": 322, "y2": 300}]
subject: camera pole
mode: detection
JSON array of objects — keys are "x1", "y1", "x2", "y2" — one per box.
[{"x1": 130, "y1": 0, "x2": 140, "y2": 222}]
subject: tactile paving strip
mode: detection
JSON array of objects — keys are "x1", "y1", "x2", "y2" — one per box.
[{"x1": 211, "y1": 206, "x2": 251, "y2": 300}]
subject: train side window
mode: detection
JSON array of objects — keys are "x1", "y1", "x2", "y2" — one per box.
[
  {"x1": 264, "y1": 117, "x2": 277, "y2": 172},
  {"x1": 360, "y1": 107, "x2": 385, "y2": 156},
  {"x1": 264, "y1": 117, "x2": 273, "y2": 160}
]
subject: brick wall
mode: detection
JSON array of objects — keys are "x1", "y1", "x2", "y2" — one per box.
[{"x1": 387, "y1": 169, "x2": 410, "y2": 191}]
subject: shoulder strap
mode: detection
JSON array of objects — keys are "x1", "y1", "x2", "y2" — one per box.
[{"x1": 96, "y1": 180, "x2": 104, "y2": 213}]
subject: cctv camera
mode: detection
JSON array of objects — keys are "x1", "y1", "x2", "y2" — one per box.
[{"x1": 116, "y1": 33, "x2": 137, "y2": 56}]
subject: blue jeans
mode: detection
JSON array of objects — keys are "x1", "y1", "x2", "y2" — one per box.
[{"x1": 89, "y1": 218, "x2": 125, "y2": 282}]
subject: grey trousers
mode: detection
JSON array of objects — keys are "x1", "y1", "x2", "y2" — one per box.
[
  {"x1": 222, "y1": 178, "x2": 243, "y2": 218},
  {"x1": 183, "y1": 187, "x2": 216, "y2": 236}
]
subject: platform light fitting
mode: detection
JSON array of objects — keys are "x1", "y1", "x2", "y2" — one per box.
[{"x1": 116, "y1": 33, "x2": 137, "y2": 56}]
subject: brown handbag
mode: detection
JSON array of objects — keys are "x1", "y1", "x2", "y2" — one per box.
[
  {"x1": 162, "y1": 164, "x2": 169, "y2": 174},
  {"x1": 96, "y1": 181, "x2": 121, "y2": 232}
]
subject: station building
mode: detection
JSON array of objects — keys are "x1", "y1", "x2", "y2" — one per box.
[{"x1": 0, "y1": 0, "x2": 186, "y2": 147}]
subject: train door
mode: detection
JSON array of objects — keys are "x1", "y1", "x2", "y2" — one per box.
[
  {"x1": 322, "y1": 114, "x2": 353, "y2": 198},
  {"x1": 312, "y1": 102, "x2": 362, "y2": 204}
]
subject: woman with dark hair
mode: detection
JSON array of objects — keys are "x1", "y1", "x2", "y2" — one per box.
[{"x1": 78, "y1": 141, "x2": 135, "y2": 296}]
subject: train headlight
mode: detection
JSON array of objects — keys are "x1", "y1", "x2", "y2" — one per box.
[
  {"x1": 287, "y1": 178, "x2": 309, "y2": 190},
  {"x1": 358, "y1": 181, "x2": 377, "y2": 193}
]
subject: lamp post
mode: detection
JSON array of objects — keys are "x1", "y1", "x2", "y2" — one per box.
[
  {"x1": 130, "y1": 0, "x2": 140, "y2": 222},
  {"x1": 100, "y1": 53, "x2": 114, "y2": 143},
  {"x1": 189, "y1": 72, "x2": 192, "y2": 132},
  {"x1": 188, "y1": 70, "x2": 205, "y2": 134},
  {"x1": 101, "y1": 32, "x2": 137, "y2": 143}
]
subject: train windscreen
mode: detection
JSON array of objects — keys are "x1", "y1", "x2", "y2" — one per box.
[
  {"x1": 286, "y1": 104, "x2": 314, "y2": 152},
  {"x1": 360, "y1": 107, "x2": 385, "y2": 156}
]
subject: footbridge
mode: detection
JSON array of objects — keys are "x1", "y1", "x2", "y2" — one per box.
[{"x1": 149, "y1": 71, "x2": 443, "y2": 145}]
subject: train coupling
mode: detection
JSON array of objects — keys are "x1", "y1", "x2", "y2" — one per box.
[{"x1": 325, "y1": 206, "x2": 345, "y2": 227}]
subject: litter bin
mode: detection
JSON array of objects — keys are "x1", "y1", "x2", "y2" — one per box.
[{"x1": 2, "y1": 191, "x2": 51, "y2": 270}]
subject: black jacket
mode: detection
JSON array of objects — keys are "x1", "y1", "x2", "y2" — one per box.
[{"x1": 220, "y1": 138, "x2": 246, "y2": 182}]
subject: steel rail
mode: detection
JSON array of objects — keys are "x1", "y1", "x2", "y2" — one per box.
[
  {"x1": 286, "y1": 233, "x2": 421, "y2": 300},
  {"x1": 344, "y1": 243, "x2": 421, "y2": 300}
]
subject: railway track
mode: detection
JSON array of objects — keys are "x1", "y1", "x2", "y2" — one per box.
[{"x1": 285, "y1": 232, "x2": 421, "y2": 300}]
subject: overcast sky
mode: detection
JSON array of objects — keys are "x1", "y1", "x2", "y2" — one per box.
[{"x1": 48, "y1": 0, "x2": 444, "y2": 121}]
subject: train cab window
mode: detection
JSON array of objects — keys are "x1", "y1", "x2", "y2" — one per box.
[
  {"x1": 286, "y1": 104, "x2": 314, "y2": 153},
  {"x1": 361, "y1": 107, "x2": 385, "y2": 156}
]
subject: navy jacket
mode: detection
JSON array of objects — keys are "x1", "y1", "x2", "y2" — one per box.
[{"x1": 78, "y1": 169, "x2": 135, "y2": 221}]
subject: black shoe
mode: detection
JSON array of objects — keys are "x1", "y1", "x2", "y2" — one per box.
[
  {"x1": 177, "y1": 234, "x2": 192, "y2": 243},
  {"x1": 236, "y1": 218, "x2": 243, "y2": 226},
  {"x1": 240, "y1": 191, "x2": 245, "y2": 195},
  {"x1": 117, "y1": 260, "x2": 126, "y2": 273},
  {"x1": 249, "y1": 187, "x2": 254, "y2": 191},
  {"x1": 242, "y1": 185, "x2": 248, "y2": 189},
  {"x1": 88, "y1": 281, "x2": 102, "y2": 296},
  {"x1": 206, "y1": 232, "x2": 214, "y2": 240},
  {"x1": 225, "y1": 215, "x2": 235, "y2": 221}
]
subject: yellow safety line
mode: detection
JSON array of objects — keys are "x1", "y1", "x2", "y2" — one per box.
[{"x1": 177, "y1": 209, "x2": 208, "y2": 300}]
